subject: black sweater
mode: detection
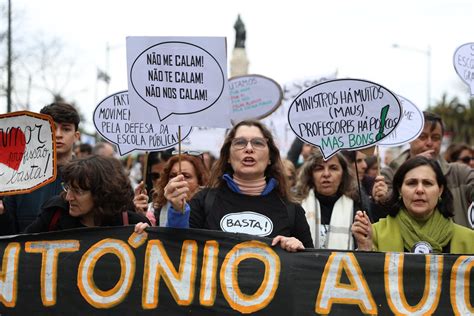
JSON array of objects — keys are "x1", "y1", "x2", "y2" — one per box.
[{"x1": 188, "y1": 186, "x2": 314, "y2": 248}]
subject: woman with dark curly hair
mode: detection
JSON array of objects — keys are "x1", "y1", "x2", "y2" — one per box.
[
  {"x1": 136, "y1": 120, "x2": 313, "y2": 252},
  {"x1": 352, "y1": 156, "x2": 473, "y2": 254},
  {"x1": 25, "y1": 155, "x2": 149, "y2": 232}
]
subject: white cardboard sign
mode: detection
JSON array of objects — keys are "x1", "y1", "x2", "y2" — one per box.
[
  {"x1": 288, "y1": 78, "x2": 402, "y2": 160},
  {"x1": 229, "y1": 74, "x2": 283, "y2": 124},
  {"x1": 93, "y1": 91, "x2": 192, "y2": 156},
  {"x1": 379, "y1": 95, "x2": 424, "y2": 147},
  {"x1": 0, "y1": 111, "x2": 56, "y2": 196},
  {"x1": 453, "y1": 42, "x2": 474, "y2": 96},
  {"x1": 126, "y1": 36, "x2": 231, "y2": 128}
]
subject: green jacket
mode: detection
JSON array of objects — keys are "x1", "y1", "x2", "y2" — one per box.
[
  {"x1": 381, "y1": 150, "x2": 473, "y2": 229},
  {"x1": 373, "y1": 215, "x2": 474, "y2": 254}
]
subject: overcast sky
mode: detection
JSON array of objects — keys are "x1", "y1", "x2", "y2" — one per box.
[{"x1": 8, "y1": 0, "x2": 474, "y2": 133}]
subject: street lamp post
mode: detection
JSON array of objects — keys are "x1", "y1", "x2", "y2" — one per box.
[{"x1": 392, "y1": 44, "x2": 432, "y2": 107}]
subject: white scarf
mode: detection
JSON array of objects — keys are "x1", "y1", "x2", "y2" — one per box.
[{"x1": 301, "y1": 189, "x2": 354, "y2": 250}]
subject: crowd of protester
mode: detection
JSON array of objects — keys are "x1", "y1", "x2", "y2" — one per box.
[{"x1": 0, "y1": 104, "x2": 472, "y2": 254}]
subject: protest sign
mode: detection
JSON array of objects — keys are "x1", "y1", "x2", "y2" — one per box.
[
  {"x1": 0, "y1": 111, "x2": 56, "y2": 196},
  {"x1": 229, "y1": 74, "x2": 283, "y2": 124},
  {"x1": 379, "y1": 95, "x2": 424, "y2": 147},
  {"x1": 127, "y1": 36, "x2": 231, "y2": 128},
  {"x1": 93, "y1": 91, "x2": 192, "y2": 156},
  {"x1": 0, "y1": 227, "x2": 471, "y2": 315},
  {"x1": 453, "y1": 42, "x2": 474, "y2": 96},
  {"x1": 262, "y1": 72, "x2": 337, "y2": 156},
  {"x1": 288, "y1": 78, "x2": 402, "y2": 159}
]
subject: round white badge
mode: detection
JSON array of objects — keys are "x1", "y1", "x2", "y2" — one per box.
[
  {"x1": 468, "y1": 202, "x2": 474, "y2": 229},
  {"x1": 412, "y1": 241, "x2": 433, "y2": 254}
]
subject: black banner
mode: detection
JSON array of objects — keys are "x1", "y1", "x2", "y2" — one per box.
[{"x1": 0, "y1": 227, "x2": 472, "y2": 315}]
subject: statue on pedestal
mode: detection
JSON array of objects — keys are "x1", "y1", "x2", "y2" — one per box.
[
  {"x1": 234, "y1": 14, "x2": 246, "y2": 48},
  {"x1": 231, "y1": 14, "x2": 249, "y2": 76}
]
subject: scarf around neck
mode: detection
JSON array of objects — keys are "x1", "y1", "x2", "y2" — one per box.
[
  {"x1": 301, "y1": 189, "x2": 354, "y2": 249},
  {"x1": 396, "y1": 208, "x2": 454, "y2": 253}
]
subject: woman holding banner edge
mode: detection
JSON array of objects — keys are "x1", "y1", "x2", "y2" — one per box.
[
  {"x1": 352, "y1": 156, "x2": 474, "y2": 254},
  {"x1": 136, "y1": 120, "x2": 313, "y2": 252}
]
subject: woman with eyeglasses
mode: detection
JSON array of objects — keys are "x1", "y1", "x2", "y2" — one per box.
[
  {"x1": 134, "y1": 153, "x2": 209, "y2": 226},
  {"x1": 25, "y1": 155, "x2": 150, "y2": 233},
  {"x1": 135, "y1": 120, "x2": 313, "y2": 252}
]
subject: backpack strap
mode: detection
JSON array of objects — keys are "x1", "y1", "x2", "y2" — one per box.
[
  {"x1": 204, "y1": 189, "x2": 217, "y2": 218},
  {"x1": 279, "y1": 197, "x2": 296, "y2": 234},
  {"x1": 48, "y1": 209, "x2": 62, "y2": 231},
  {"x1": 122, "y1": 211, "x2": 129, "y2": 225},
  {"x1": 286, "y1": 202, "x2": 296, "y2": 234}
]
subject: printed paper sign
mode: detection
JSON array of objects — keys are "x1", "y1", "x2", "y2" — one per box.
[
  {"x1": 127, "y1": 36, "x2": 231, "y2": 128},
  {"x1": 229, "y1": 74, "x2": 283, "y2": 123},
  {"x1": 288, "y1": 78, "x2": 402, "y2": 159},
  {"x1": 453, "y1": 42, "x2": 474, "y2": 96},
  {"x1": 220, "y1": 211, "x2": 273, "y2": 236},
  {"x1": 0, "y1": 111, "x2": 56, "y2": 195},
  {"x1": 379, "y1": 95, "x2": 424, "y2": 147},
  {"x1": 93, "y1": 91, "x2": 192, "y2": 156}
]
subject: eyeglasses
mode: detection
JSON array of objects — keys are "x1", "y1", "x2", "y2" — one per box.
[
  {"x1": 231, "y1": 137, "x2": 268, "y2": 150},
  {"x1": 171, "y1": 150, "x2": 204, "y2": 162},
  {"x1": 150, "y1": 172, "x2": 160, "y2": 181},
  {"x1": 458, "y1": 156, "x2": 473, "y2": 164},
  {"x1": 172, "y1": 150, "x2": 203, "y2": 156},
  {"x1": 61, "y1": 182, "x2": 86, "y2": 196}
]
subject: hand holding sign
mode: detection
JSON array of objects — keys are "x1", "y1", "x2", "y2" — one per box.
[
  {"x1": 93, "y1": 91, "x2": 192, "y2": 156},
  {"x1": 288, "y1": 79, "x2": 402, "y2": 159},
  {"x1": 0, "y1": 112, "x2": 56, "y2": 196},
  {"x1": 453, "y1": 43, "x2": 474, "y2": 96}
]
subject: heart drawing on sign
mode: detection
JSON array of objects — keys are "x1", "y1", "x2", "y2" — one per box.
[{"x1": 0, "y1": 127, "x2": 26, "y2": 170}]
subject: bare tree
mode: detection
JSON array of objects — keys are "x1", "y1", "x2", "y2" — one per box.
[{"x1": 1, "y1": 3, "x2": 83, "y2": 111}]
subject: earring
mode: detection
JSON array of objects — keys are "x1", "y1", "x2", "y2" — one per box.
[{"x1": 438, "y1": 196, "x2": 442, "y2": 203}]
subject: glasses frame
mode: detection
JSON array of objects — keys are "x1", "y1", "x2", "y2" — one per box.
[
  {"x1": 171, "y1": 150, "x2": 204, "y2": 162},
  {"x1": 458, "y1": 156, "x2": 473, "y2": 164},
  {"x1": 231, "y1": 137, "x2": 269, "y2": 150},
  {"x1": 61, "y1": 182, "x2": 86, "y2": 196},
  {"x1": 172, "y1": 150, "x2": 203, "y2": 156}
]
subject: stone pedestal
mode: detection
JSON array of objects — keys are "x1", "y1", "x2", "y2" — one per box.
[{"x1": 230, "y1": 47, "x2": 249, "y2": 77}]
